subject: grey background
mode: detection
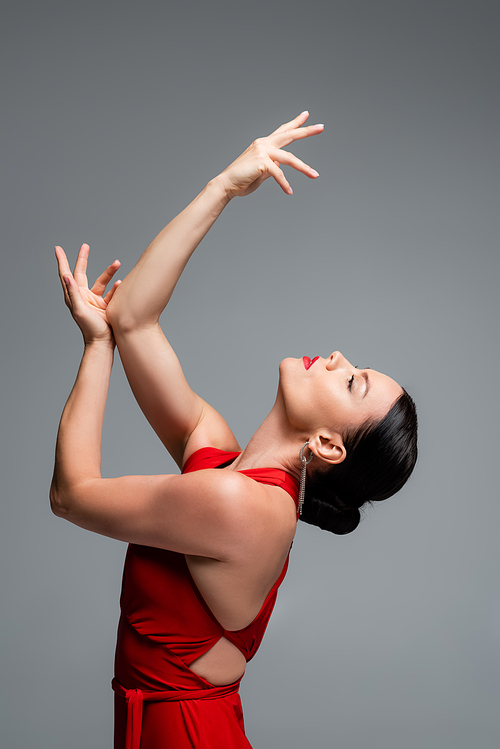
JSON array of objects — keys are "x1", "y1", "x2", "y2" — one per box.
[{"x1": 1, "y1": 1, "x2": 498, "y2": 747}]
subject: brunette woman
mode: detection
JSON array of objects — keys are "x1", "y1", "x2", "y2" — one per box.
[{"x1": 51, "y1": 111, "x2": 417, "y2": 749}]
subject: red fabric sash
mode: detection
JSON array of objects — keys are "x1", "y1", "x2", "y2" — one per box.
[{"x1": 112, "y1": 677, "x2": 241, "y2": 749}]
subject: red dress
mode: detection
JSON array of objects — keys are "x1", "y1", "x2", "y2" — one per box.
[{"x1": 112, "y1": 447, "x2": 299, "y2": 749}]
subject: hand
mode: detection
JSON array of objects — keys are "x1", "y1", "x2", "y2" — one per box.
[
  {"x1": 218, "y1": 111, "x2": 324, "y2": 200},
  {"x1": 55, "y1": 244, "x2": 121, "y2": 345}
]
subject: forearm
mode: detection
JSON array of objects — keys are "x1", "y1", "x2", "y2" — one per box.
[
  {"x1": 108, "y1": 176, "x2": 231, "y2": 329},
  {"x1": 50, "y1": 341, "x2": 114, "y2": 515}
]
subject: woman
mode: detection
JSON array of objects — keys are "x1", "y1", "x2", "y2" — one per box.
[{"x1": 51, "y1": 111, "x2": 417, "y2": 748}]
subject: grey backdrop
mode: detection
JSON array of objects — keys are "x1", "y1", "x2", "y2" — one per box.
[{"x1": 1, "y1": 1, "x2": 499, "y2": 747}]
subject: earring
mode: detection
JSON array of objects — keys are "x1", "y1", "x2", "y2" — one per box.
[{"x1": 298, "y1": 442, "x2": 313, "y2": 516}]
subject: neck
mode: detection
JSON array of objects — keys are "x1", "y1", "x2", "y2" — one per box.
[{"x1": 228, "y1": 392, "x2": 305, "y2": 482}]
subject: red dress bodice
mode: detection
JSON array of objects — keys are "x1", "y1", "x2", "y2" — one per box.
[{"x1": 113, "y1": 447, "x2": 299, "y2": 748}]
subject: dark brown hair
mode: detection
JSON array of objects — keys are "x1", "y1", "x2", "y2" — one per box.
[{"x1": 300, "y1": 390, "x2": 418, "y2": 534}]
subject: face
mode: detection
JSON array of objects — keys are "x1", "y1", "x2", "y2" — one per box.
[{"x1": 278, "y1": 351, "x2": 403, "y2": 442}]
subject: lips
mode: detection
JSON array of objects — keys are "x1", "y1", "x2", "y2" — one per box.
[{"x1": 303, "y1": 356, "x2": 319, "y2": 370}]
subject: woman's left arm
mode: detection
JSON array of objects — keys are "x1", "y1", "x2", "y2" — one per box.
[
  {"x1": 49, "y1": 248, "x2": 258, "y2": 558},
  {"x1": 50, "y1": 247, "x2": 120, "y2": 509},
  {"x1": 50, "y1": 332, "x2": 254, "y2": 557},
  {"x1": 50, "y1": 340, "x2": 114, "y2": 503}
]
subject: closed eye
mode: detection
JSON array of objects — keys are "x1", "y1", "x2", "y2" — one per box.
[{"x1": 349, "y1": 368, "x2": 371, "y2": 395}]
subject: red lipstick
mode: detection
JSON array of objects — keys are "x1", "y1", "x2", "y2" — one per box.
[{"x1": 303, "y1": 356, "x2": 319, "y2": 370}]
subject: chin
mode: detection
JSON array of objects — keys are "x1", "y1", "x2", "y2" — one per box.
[
  {"x1": 278, "y1": 357, "x2": 297, "y2": 376},
  {"x1": 278, "y1": 358, "x2": 301, "y2": 400}
]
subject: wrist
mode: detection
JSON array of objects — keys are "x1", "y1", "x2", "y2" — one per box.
[
  {"x1": 206, "y1": 174, "x2": 234, "y2": 208},
  {"x1": 83, "y1": 337, "x2": 116, "y2": 354}
]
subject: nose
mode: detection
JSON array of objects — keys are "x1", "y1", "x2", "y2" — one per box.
[{"x1": 326, "y1": 351, "x2": 352, "y2": 371}]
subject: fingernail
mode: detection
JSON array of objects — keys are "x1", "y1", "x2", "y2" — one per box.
[
  {"x1": 315, "y1": 123, "x2": 324, "y2": 128},
  {"x1": 63, "y1": 276, "x2": 70, "y2": 288},
  {"x1": 311, "y1": 169, "x2": 319, "y2": 177}
]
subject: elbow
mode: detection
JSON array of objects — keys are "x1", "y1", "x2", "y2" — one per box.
[
  {"x1": 107, "y1": 289, "x2": 159, "y2": 334},
  {"x1": 106, "y1": 295, "x2": 127, "y2": 332},
  {"x1": 107, "y1": 297, "x2": 142, "y2": 336},
  {"x1": 49, "y1": 480, "x2": 70, "y2": 519}
]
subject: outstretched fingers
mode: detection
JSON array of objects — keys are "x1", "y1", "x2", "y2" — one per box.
[
  {"x1": 54, "y1": 247, "x2": 86, "y2": 316},
  {"x1": 270, "y1": 110, "x2": 311, "y2": 134},
  {"x1": 73, "y1": 243, "x2": 91, "y2": 288},
  {"x1": 262, "y1": 112, "x2": 324, "y2": 192},
  {"x1": 269, "y1": 111, "x2": 324, "y2": 148},
  {"x1": 91, "y1": 259, "x2": 121, "y2": 297},
  {"x1": 55, "y1": 245, "x2": 75, "y2": 306},
  {"x1": 55, "y1": 245, "x2": 121, "y2": 311},
  {"x1": 55, "y1": 245, "x2": 71, "y2": 278},
  {"x1": 103, "y1": 279, "x2": 121, "y2": 305},
  {"x1": 267, "y1": 145, "x2": 319, "y2": 179},
  {"x1": 265, "y1": 159, "x2": 293, "y2": 195},
  {"x1": 270, "y1": 122, "x2": 324, "y2": 150}
]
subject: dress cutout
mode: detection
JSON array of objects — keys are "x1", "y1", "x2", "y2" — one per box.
[{"x1": 112, "y1": 447, "x2": 299, "y2": 748}]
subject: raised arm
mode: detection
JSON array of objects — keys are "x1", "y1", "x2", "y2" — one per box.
[
  {"x1": 108, "y1": 112, "x2": 323, "y2": 327},
  {"x1": 50, "y1": 247, "x2": 257, "y2": 558},
  {"x1": 106, "y1": 179, "x2": 241, "y2": 468},
  {"x1": 106, "y1": 112, "x2": 324, "y2": 466}
]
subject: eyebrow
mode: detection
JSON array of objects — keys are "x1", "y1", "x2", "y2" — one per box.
[{"x1": 362, "y1": 371, "x2": 370, "y2": 398}]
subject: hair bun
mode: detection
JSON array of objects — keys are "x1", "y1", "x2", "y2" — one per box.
[{"x1": 300, "y1": 497, "x2": 361, "y2": 535}]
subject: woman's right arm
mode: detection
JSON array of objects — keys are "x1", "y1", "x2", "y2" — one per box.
[
  {"x1": 107, "y1": 112, "x2": 324, "y2": 466},
  {"x1": 107, "y1": 177, "x2": 240, "y2": 468}
]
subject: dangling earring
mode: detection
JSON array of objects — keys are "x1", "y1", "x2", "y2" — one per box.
[{"x1": 298, "y1": 442, "x2": 313, "y2": 517}]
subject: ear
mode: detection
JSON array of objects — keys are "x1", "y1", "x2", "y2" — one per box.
[{"x1": 308, "y1": 431, "x2": 346, "y2": 466}]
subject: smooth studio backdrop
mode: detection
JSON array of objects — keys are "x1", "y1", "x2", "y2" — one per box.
[{"x1": 1, "y1": 1, "x2": 499, "y2": 747}]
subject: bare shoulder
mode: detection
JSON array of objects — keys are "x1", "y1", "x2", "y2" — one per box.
[
  {"x1": 185, "y1": 472, "x2": 297, "y2": 629},
  {"x1": 178, "y1": 467, "x2": 295, "y2": 552},
  {"x1": 212, "y1": 470, "x2": 297, "y2": 557}
]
